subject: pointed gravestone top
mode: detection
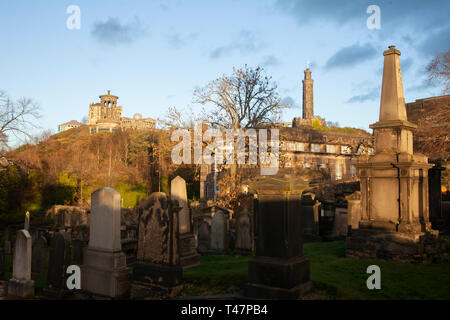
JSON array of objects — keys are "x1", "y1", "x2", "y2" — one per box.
[{"x1": 379, "y1": 45, "x2": 408, "y2": 122}]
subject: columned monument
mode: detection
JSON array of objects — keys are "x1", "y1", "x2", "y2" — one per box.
[{"x1": 346, "y1": 46, "x2": 446, "y2": 263}]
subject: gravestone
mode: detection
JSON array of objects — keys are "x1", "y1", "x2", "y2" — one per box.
[
  {"x1": 170, "y1": 176, "x2": 200, "y2": 268},
  {"x1": 82, "y1": 188, "x2": 129, "y2": 298},
  {"x1": 300, "y1": 192, "x2": 321, "y2": 241},
  {"x1": 31, "y1": 236, "x2": 48, "y2": 274},
  {"x1": 197, "y1": 221, "x2": 210, "y2": 254},
  {"x1": 345, "y1": 191, "x2": 361, "y2": 232},
  {"x1": 131, "y1": 192, "x2": 183, "y2": 299},
  {"x1": 0, "y1": 249, "x2": 4, "y2": 280},
  {"x1": 245, "y1": 172, "x2": 312, "y2": 299},
  {"x1": 8, "y1": 230, "x2": 34, "y2": 298},
  {"x1": 72, "y1": 239, "x2": 84, "y2": 265},
  {"x1": 334, "y1": 208, "x2": 348, "y2": 237},
  {"x1": 234, "y1": 206, "x2": 253, "y2": 255},
  {"x1": 43, "y1": 232, "x2": 71, "y2": 298},
  {"x1": 209, "y1": 206, "x2": 231, "y2": 253},
  {"x1": 4, "y1": 227, "x2": 11, "y2": 255}
]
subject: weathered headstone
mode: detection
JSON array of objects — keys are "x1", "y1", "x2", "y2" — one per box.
[
  {"x1": 72, "y1": 239, "x2": 84, "y2": 265},
  {"x1": 131, "y1": 192, "x2": 183, "y2": 299},
  {"x1": 345, "y1": 191, "x2": 361, "y2": 233},
  {"x1": 31, "y1": 236, "x2": 48, "y2": 274},
  {"x1": 235, "y1": 206, "x2": 253, "y2": 255},
  {"x1": 8, "y1": 230, "x2": 34, "y2": 298},
  {"x1": 300, "y1": 192, "x2": 321, "y2": 241},
  {"x1": 245, "y1": 172, "x2": 312, "y2": 299},
  {"x1": 209, "y1": 206, "x2": 231, "y2": 253},
  {"x1": 170, "y1": 176, "x2": 200, "y2": 268},
  {"x1": 82, "y1": 188, "x2": 129, "y2": 298},
  {"x1": 43, "y1": 232, "x2": 71, "y2": 298},
  {"x1": 197, "y1": 221, "x2": 210, "y2": 254},
  {"x1": 334, "y1": 207, "x2": 348, "y2": 237}
]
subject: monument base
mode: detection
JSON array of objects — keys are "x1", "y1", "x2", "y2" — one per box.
[
  {"x1": 81, "y1": 248, "x2": 130, "y2": 298},
  {"x1": 346, "y1": 227, "x2": 446, "y2": 263},
  {"x1": 131, "y1": 262, "x2": 183, "y2": 299},
  {"x1": 7, "y1": 278, "x2": 34, "y2": 298},
  {"x1": 180, "y1": 233, "x2": 201, "y2": 269},
  {"x1": 245, "y1": 256, "x2": 312, "y2": 299},
  {"x1": 0, "y1": 280, "x2": 8, "y2": 297}
]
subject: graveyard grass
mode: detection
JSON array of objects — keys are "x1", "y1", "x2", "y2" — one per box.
[
  {"x1": 2, "y1": 237, "x2": 449, "y2": 299},
  {"x1": 182, "y1": 234, "x2": 450, "y2": 300}
]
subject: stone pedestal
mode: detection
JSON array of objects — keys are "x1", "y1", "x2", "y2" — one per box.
[
  {"x1": 131, "y1": 262, "x2": 183, "y2": 298},
  {"x1": 245, "y1": 172, "x2": 312, "y2": 299},
  {"x1": 82, "y1": 249, "x2": 129, "y2": 298},
  {"x1": 8, "y1": 278, "x2": 34, "y2": 298}
]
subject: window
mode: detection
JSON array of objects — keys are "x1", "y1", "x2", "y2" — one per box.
[
  {"x1": 303, "y1": 162, "x2": 311, "y2": 168},
  {"x1": 335, "y1": 163, "x2": 342, "y2": 180},
  {"x1": 341, "y1": 145, "x2": 352, "y2": 154},
  {"x1": 311, "y1": 144, "x2": 320, "y2": 152},
  {"x1": 350, "y1": 165, "x2": 357, "y2": 177},
  {"x1": 326, "y1": 145, "x2": 335, "y2": 153},
  {"x1": 296, "y1": 143, "x2": 304, "y2": 152}
]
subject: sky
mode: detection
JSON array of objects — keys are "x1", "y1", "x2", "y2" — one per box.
[{"x1": 0, "y1": 0, "x2": 449, "y2": 143}]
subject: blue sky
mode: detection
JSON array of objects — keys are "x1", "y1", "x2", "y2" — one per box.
[{"x1": 0, "y1": 0, "x2": 448, "y2": 141}]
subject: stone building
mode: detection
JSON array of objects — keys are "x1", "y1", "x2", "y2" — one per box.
[
  {"x1": 88, "y1": 90, "x2": 156, "y2": 133},
  {"x1": 200, "y1": 67, "x2": 374, "y2": 200},
  {"x1": 57, "y1": 120, "x2": 83, "y2": 132}
]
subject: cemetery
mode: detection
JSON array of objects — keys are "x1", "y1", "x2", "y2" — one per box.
[{"x1": 0, "y1": 3, "x2": 449, "y2": 302}]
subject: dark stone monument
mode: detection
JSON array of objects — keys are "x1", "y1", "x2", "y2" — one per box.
[
  {"x1": 72, "y1": 239, "x2": 84, "y2": 265},
  {"x1": 43, "y1": 232, "x2": 71, "y2": 298},
  {"x1": 131, "y1": 192, "x2": 183, "y2": 299},
  {"x1": 428, "y1": 162, "x2": 445, "y2": 230},
  {"x1": 245, "y1": 172, "x2": 312, "y2": 299},
  {"x1": 0, "y1": 248, "x2": 5, "y2": 280},
  {"x1": 197, "y1": 221, "x2": 211, "y2": 255},
  {"x1": 31, "y1": 236, "x2": 48, "y2": 274}
]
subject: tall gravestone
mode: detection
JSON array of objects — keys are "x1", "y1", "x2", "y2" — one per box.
[
  {"x1": 82, "y1": 188, "x2": 129, "y2": 298},
  {"x1": 8, "y1": 230, "x2": 34, "y2": 298},
  {"x1": 300, "y1": 192, "x2": 321, "y2": 241},
  {"x1": 131, "y1": 192, "x2": 183, "y2": 299},
  {"x1": 197, "y1": 221, "x2": 211, "y2": 255},
  {"x1": 31, "y1": 236, "x2": 48, "y2": 274},
  {"x1": 235, "y1": 206, "x2": 254, "y2": 255},
  {"x1": 170, "y1": 176, "x2": 200, "y2": 268},
  {"x1": 346, "y1": 46, "x2": 446, "y2": 262},
  {"x1": 43, "y1": 233, "x2": 71, "y2": 298},
  {"x1": 245, "y1": 172, "x2": 312, "y2": 299}
]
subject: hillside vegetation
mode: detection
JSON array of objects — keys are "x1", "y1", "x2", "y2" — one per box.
[{"x1": 1, "y1": 126, "x2": 199, "y2": 225}]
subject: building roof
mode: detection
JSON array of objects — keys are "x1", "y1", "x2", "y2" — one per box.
[{"x1": 58, "y1": 120, "x2": 83, "y2": 127}]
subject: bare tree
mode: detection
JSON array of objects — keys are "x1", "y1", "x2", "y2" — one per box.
[
  {"x1": 0, "y1": 90, "x2": 41, "y2": 148},
  {"x1": 158, "y1": 105, "x2": 198, "y2": 129},
  {"x1": 426, "y1": 50, "x2": 449, "y2": 94},
  {"x1": 194, "y1": 65, "x2": 287, "y2": 129}
]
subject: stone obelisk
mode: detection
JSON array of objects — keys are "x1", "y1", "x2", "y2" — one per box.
[{"x1": 346, "y1": 46, "x2": 446, "y2": 263}]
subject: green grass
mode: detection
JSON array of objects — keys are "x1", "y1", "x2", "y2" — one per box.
[{"x1": 182, "y1": 235, "x2": 450, "y2": 299}]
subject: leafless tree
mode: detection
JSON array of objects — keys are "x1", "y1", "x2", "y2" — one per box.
[
  {"x1": 158, "y1": 105, "x2": 198, "y2": 129},
  {"x1": 194, "y1": 65, "x2": 287, "y2": 129},
  {"x1": 0, "y1": 90, "x2": 41, "y2": 148},
  {"x1": 426, "y1": 50, "x2": 449, "y2": 94}
]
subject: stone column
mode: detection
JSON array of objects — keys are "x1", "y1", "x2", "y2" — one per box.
[
  {"x1": 171, "y1": 176, "x2": 200, "y2": 268},
  {"x1": 245, "y1": 173, "x2": 312, "y2": 299},
  {"x1": 302, "y1": 68, "x2": 314, "y2": 120},
  {"x1": 8, "y1": 230, "x2": 34, "y2": 298},
  {"x1": 82, "y1": 188, "x2": 129, "y2": 298}
]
